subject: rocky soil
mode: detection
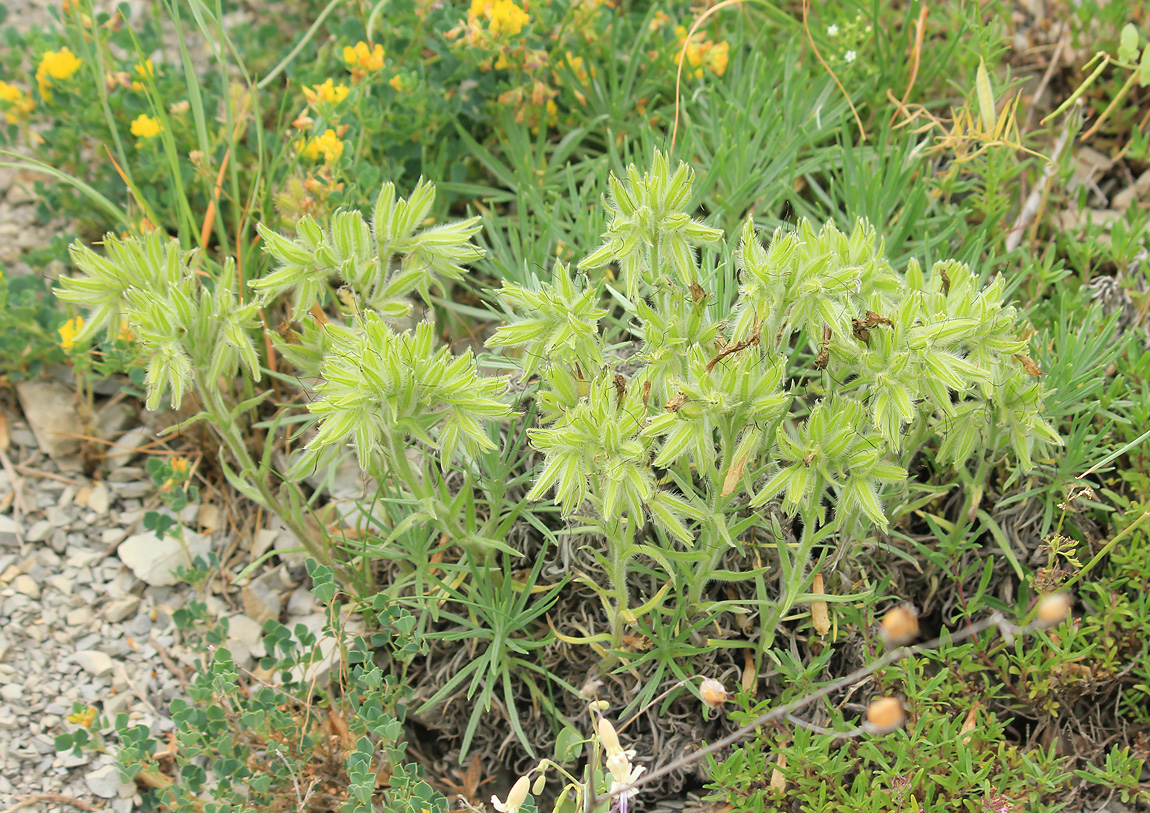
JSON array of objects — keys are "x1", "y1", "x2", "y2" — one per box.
[{"x1": 0, "y1": 382, "x2": 332, "y2": 813}]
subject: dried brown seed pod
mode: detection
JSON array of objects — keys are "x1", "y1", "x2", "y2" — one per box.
[
  {"x1": 811, "y1": 573, "x2": 831, "y2": 636},
  {"x1": 769, "y1": 753, "x2": 786, "y2": 791}
]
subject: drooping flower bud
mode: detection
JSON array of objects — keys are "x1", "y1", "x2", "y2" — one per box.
[
  {"x1": 700, "y1": 678, "x2": 729, "y2": 709},
  {"x1": 1036, "y1": 593, "x2": 1071, "y2": 626},
  {"x1": 491, "y1": 775, "x2": 531, "y2": 813},
  {"x1": 880, "y1": 605, "x2": 919, "y2": 647},
  {"x1": 866, "y1": 696, "x2": 905, "y2": 733},
  {"x1": 597, "y1": 717, "x2": 623, "y2": 756}
]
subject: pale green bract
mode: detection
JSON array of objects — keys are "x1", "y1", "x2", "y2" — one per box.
[
  {"x1": 59, "y1": 231, "x2": 261, "y2": 411},
  {"x1": 293, "y1": 317, "x2": 516, "y2": 477}
]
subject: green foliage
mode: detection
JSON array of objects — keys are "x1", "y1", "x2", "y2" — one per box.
[
  {"x1": 0, "y1": 269, "x2": 67, "y2": 378},
  {"x1": 411, "y1": 543, "x2": 571, "y2": 761}
]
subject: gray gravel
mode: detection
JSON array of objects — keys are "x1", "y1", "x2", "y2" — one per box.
[{"x1": 0, "y1": 407, "x2": 189, "y2": 812}]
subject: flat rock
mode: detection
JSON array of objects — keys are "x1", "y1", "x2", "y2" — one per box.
[
  {"x1": 197, "y1": 503, "x2": 222, "y2": 535},
  {"x1": 105, "y1": 426, "x2": 151, "y2": 471},
  {"x1": 0, "y1": 514, "x2": 19, "y2": 547},
  {"x1": 14, "y1": 380, "x2": 83, "y2": 459},
  {"x1": 242, "y1": 572, "x2": 282, "y2": 625},
  {"x1": 72, "y1": 650, "x2": 114, "y2": 676},
  {"x1": 96, "y1": 401, "x2": 138, "y2": 440},
  {"x1": 66, "y1": 606, "x2": 95, "y2": 627},
  {"x1": 12, "y1": 574, "x2": 40, "y2": 599},
  {"x1": 87, "y1": 483, "x2": 111, "y2": 516},
  {"x1": 227, "y1": 614, "x2": 267, "y2": 657},
  {"x1": 25, "y1": 519, "x2": 52, "y2": 542},
  {"x1": 118, "y1": 529, "x2": 212, "y2": 587},
  {"x1": 86, "y1": 763, "x2": 130, "y2": 798},
  {"x1": 103, "y1": 596, "x2": 140, "y2": 623}
]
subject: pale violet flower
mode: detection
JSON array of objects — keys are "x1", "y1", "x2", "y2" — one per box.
[
  {"x1": 827, "y1": 24, "x2": 839, "y2": 36},
  {"x1": 844, "y1": 49, "x2": 857, "y2": 63},
  {"x1": 599, "y1": 717, "x2": 646, "y2": 811}
]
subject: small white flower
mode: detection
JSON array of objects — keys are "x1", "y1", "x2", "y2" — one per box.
[
  {"x1": 610, "y1": 763, "x2": 646, "y2": 801},
  {"x1": 827, "y1": 24, "x2": 839, "y2": 36},
  {"x1": 844, "y1": 49, "x2": 857, "y2": 63}
]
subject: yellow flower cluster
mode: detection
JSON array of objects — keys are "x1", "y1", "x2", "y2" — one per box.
[
  {"x1": 674, "y1": 26, "x2": 730, "y2": 78},
  {"x1": 302, "y1": 78, "x2": 350, "y2": 106},
  {"x1": 58, "y1": 316, "x2": 84, "y2": 352},
  {"x1": 469, "y1": 0, "x2": 530, "y2": 38},
  {"x1": 66, "y1": 706, "x2": 98, "y2": 728},
  {"x1": 293, "y1": 75, "x2": 349, "y2": 174},
  {"x1": 0, "y1": 81, "x2": 35, "y2": 122},
  {"x1": 296, "y1": 128, "x2": 344, "y2": 164},
  {"x1": 130, "y1": 113, "x2": 162, "y2": 140},
  {"x1": 36, "y1": 47, "x2": 82, "y2": 102},
  {"x1": 343, "y1": 41, "x2": 384, "y2": 73}
]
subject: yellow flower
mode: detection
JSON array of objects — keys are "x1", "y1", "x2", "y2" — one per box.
[
  {"x1": 36, "y1": 46, "x2": 83, "y2": 101},
  {"x1": 170, "y1": 457, "x2": 190, "y2": 475},
  {"x1": 117, "y1": 319, "x2": 136, "y2": 342},
  {"x1": 296, "y1": 128, "x2": 344, "y2": 164},
  {"x1": 565, "y1": 53, "x2": 587, "y2": 81},
  {"x1": 130, "y1": 113, "x2": 162, "y2": 139},
  {"x1": 59, "y1": 316, "x2": 84, "y2": 352},
  {"x1": 302, "y1": 78, "x2": 350, "y2": 106},
  {"x1": 469, "y1": 0, "x2": 529, "y2": 37},
  {"x1": 0, "y1": 81, "x2": 35, "y2": 121},
  {"x1": 38, "y1": 47, "x2": 82, "y2": 81},
  {"x1": 343, "y1": 41, "x2": 384, "y2": 72}
]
